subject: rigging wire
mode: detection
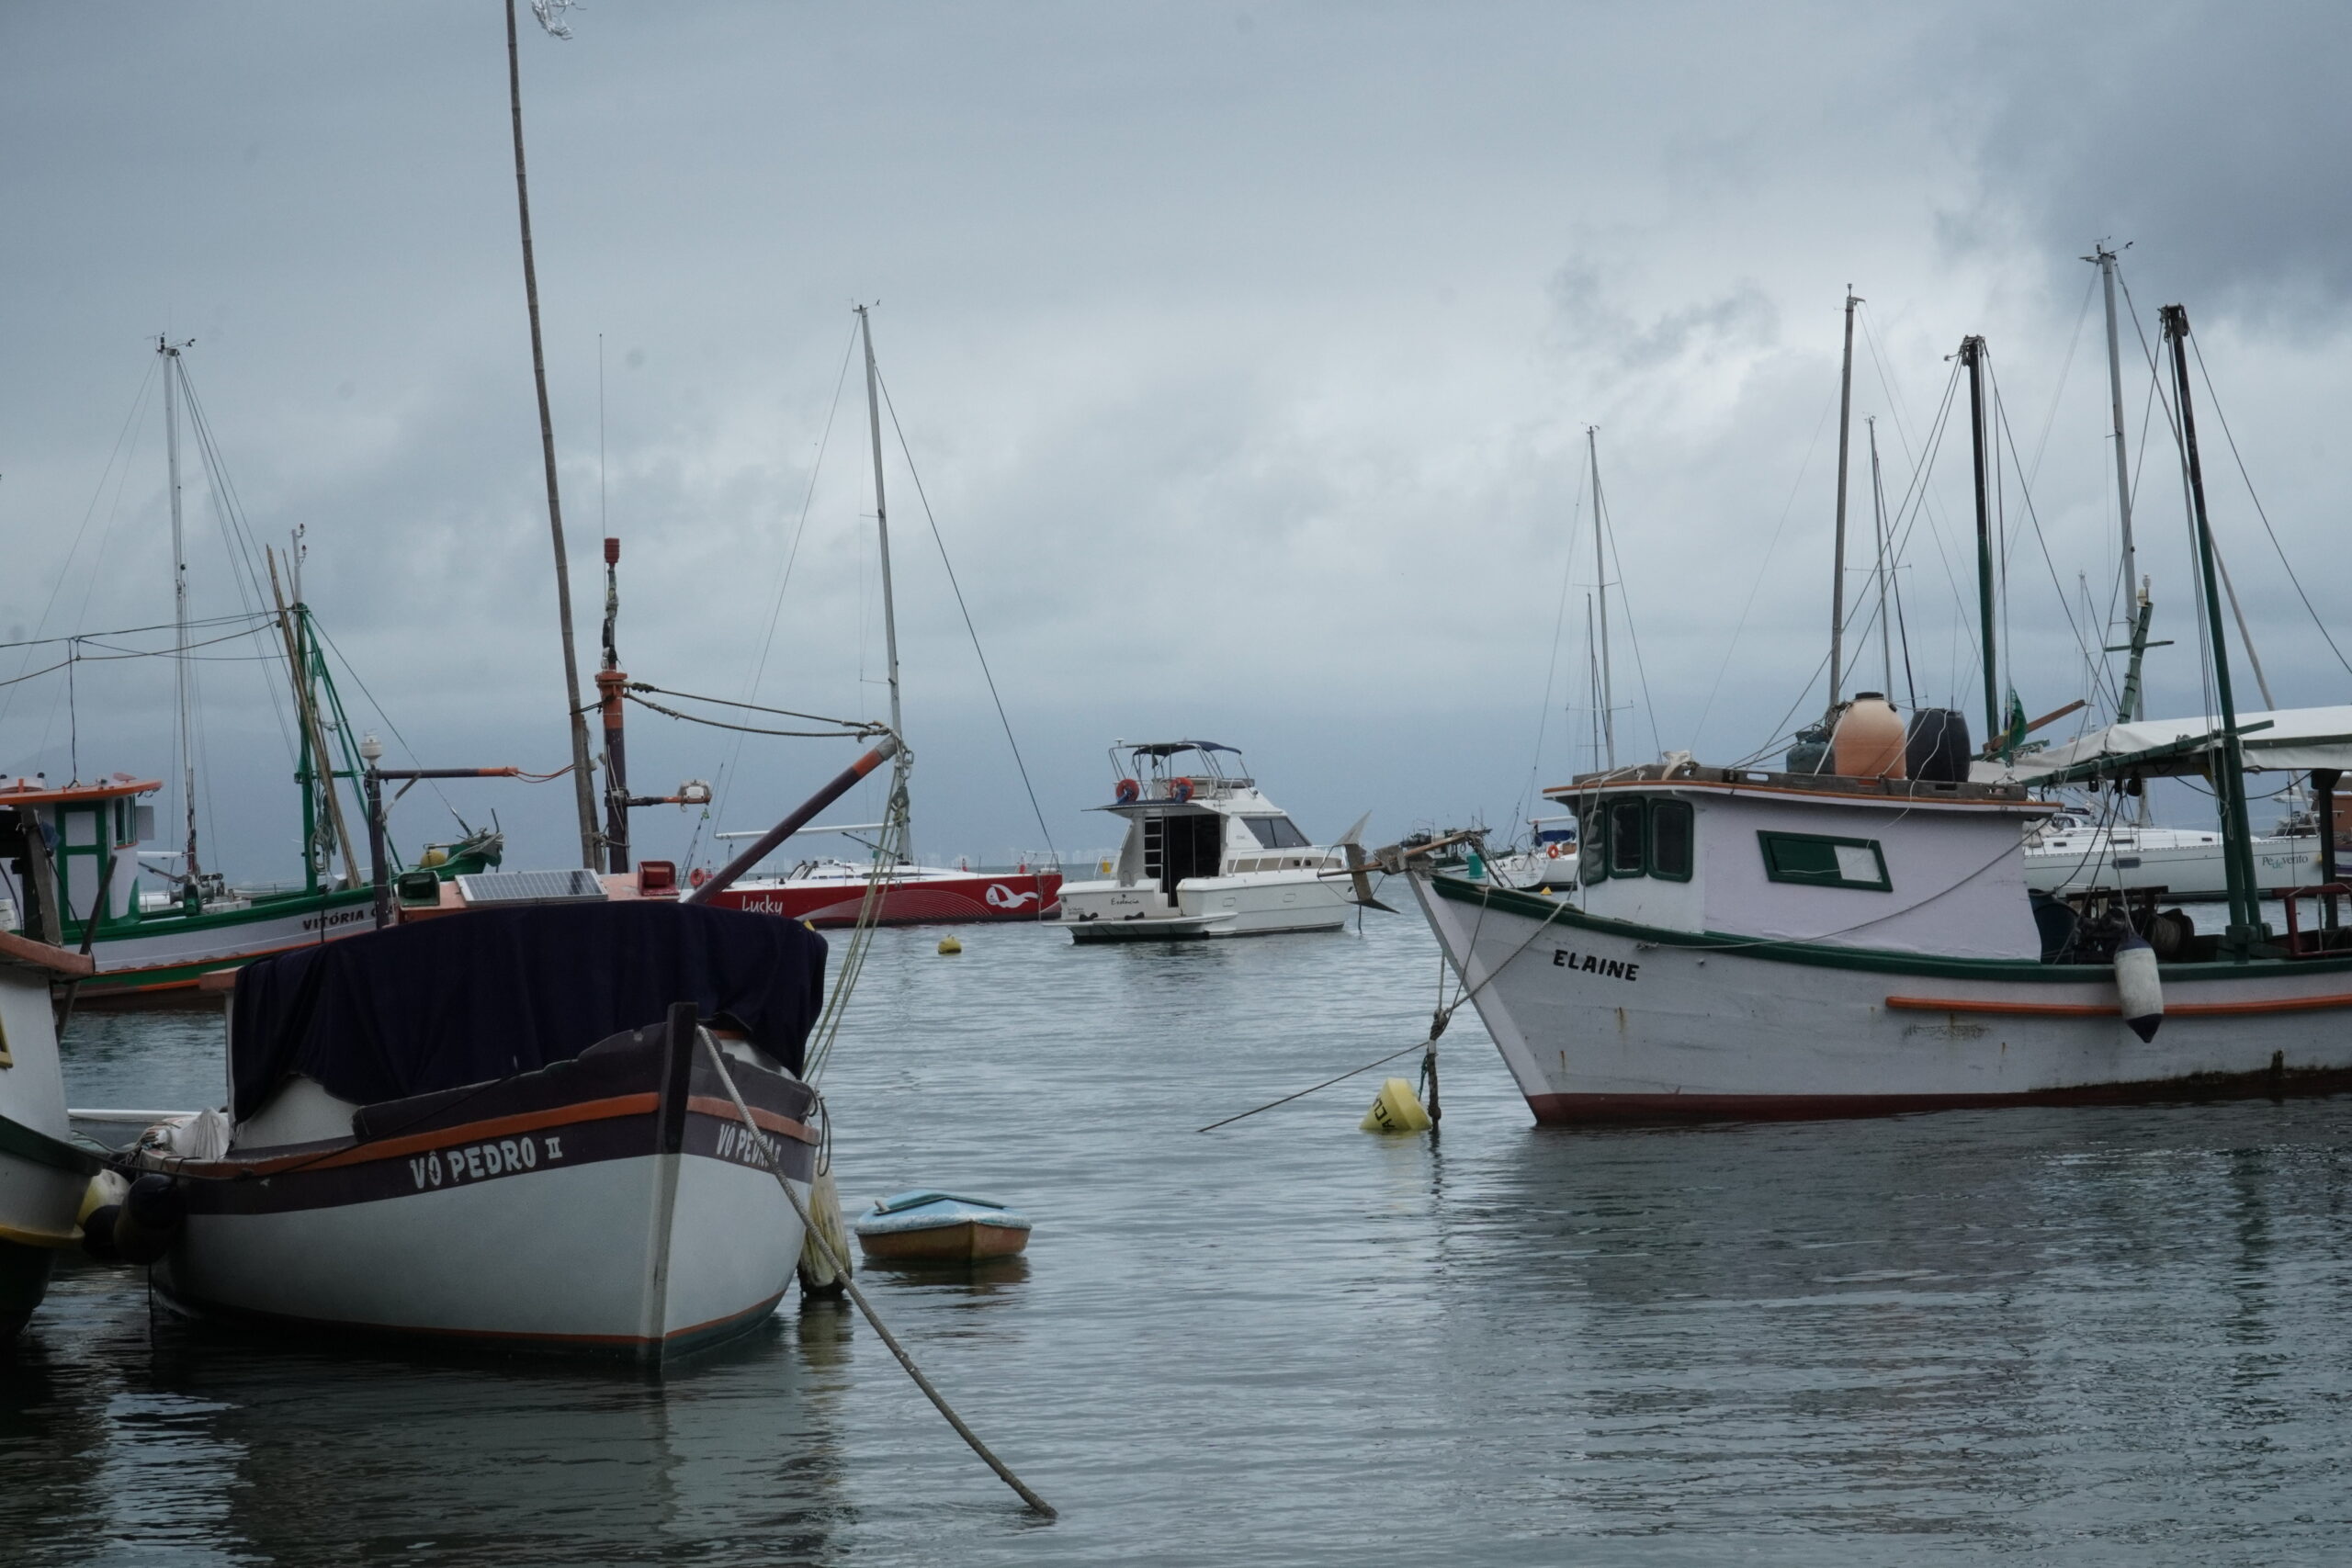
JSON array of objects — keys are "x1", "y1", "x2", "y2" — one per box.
[
  {"x1": 876, "y1": 366, "x2": 1062, "y2": 867},
  {"x1": 713, "y1": 320, "x2": 862, "y2": 836},
  {"x1": 1510, "y1": 445, "x2": 1588, "y2": 835}
]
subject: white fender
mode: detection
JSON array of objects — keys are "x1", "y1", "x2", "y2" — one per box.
[{"x1": 2114, "y1": 933, "x2": 2163, "y2": 1043}]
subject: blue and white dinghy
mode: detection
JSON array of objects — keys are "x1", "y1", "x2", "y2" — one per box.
[
  {"x1": 854, "y1": 1190, "x2": 1032, "y2": 1264},
  {"x1": 134, "y1": 900, "x2": 829, "y2": 1360}
]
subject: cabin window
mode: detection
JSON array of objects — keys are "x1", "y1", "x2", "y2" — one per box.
[
  {"x1": 1242, "y1": 816, "x2": 1310, "y2": 850},
  {"x1": 1649, "y1": 800, "x2": 1693, "y2": 881},
  {"x1": 1578, "y1": 805, "x2": 1610, "y2": 883},
  {"x1": 1758, "y1": 830, "x2": 1890, "y2": 891},
  {"x1": 1608, "y1": 801, "x2": 1646, "y2": 877}
]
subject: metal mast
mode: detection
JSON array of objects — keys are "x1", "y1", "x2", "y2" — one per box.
[
  {"x1": 2091, "y1": 245, "x2": 2139, "y2": 655},
  {"x1": 2162, "y1": 304, "x2": 2261, "y2": 951},
  {"x1": 1959, "y1": 335, "x2": 1999, "y2": 747},
  {"x1": 160, "y1": 338, "x2": 200, "y2": 903},
  {"x1": 1867, "y1": 415, "x2": 1893, "y2": 695},
  {"x1": 1827, "y1": 288, "x2": 1860, "y2": 706},
  {"x1": 856, "y1": 305, "x2": 912, "y2": 861},
  {"x1": 505, "y1": 0, "x2": 600, "y2": 869},
  {"x1": 1587, "y1": 426, "x2": 1615, "y2": 769}
]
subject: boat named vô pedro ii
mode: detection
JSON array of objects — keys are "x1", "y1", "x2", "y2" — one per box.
[
  {"x1": 1406, "y1": 298, "x2": 2352, "y2": 1123},
  {"x1": 131, "y1": 896, "x2": 828, "y2": 1359}
]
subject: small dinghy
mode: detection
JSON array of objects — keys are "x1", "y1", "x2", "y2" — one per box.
[{"x1": 854, "y1": 1190, "x2": 1031, "y2": 1263}]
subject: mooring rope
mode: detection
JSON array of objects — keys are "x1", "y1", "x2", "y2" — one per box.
[{"x1": 699, "y1": 1035, "x2": 1057, "y2": 1519}]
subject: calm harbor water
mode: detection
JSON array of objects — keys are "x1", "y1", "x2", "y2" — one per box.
[{"x1": 8, "y1": 911, "x2": 2352, "y2": 1564}]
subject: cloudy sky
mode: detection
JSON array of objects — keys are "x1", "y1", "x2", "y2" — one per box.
[{"x1": 3, "y1": 1, "x2": 2346, "y2": 881}]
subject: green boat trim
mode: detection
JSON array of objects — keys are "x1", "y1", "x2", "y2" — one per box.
[{"x1": 1426, "y1": 872, "x2": 2352, "y2": 985}]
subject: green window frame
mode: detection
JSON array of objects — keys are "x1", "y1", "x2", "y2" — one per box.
[
  {"x1": 1758, "y1": 830, "x2": 1890, "y2": 891},
  {"x1": 1573, "y1": 797, "x2": 1696, "y2": 884},
  {"x1": 1648, "y1": 799, "x2": 1694, "y2": 882}
]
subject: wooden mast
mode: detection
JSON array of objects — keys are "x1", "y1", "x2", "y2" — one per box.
[
  {"x1": 505, "y1": 0, "x2": 600, "y2": 869},
  {"x1": 1959, "y1": 335, "x2": 1999, "y2": 748},
  {"x1": 1826, "y1": 288, "x2": 1859, "y2": 707}
]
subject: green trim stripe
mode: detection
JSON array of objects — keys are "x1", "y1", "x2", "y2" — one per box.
[
  {"x1": 0, "y1": 1111, "x2": 101, "y2": 1176},
  {"x1": 1427, "y1": 872, "x2": 2352, "y2": 983}
]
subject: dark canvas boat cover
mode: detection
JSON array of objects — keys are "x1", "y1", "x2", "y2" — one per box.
[{"x1": 228, "y1": 901, "x2": 828, "y2": 1121}]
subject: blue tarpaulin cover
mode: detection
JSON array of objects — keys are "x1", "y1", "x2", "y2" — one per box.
[{"x1": 228, "y1": 900, "x2": 828, "y2": 1121}]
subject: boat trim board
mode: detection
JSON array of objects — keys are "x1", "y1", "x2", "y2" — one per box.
[{"x1": 1426, "y1": 872, "x2": 2352, "y2": 985}]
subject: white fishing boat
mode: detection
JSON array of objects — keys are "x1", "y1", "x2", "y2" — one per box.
[
  {"x1": 134, "y1": 895, "x2": 828, "y2": 1359},
  {"x1": 1056, "y1": 741, "x2": 1370, "y2": 942},
  {"x1": 0, "y1": 929, "x2": 103, "y2": 1336},
  {"x1": 1404, "y1": 301, "x2": 2352, "y2": 1123}
]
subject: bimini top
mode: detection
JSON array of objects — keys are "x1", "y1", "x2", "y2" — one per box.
[
  {"x1": 1126, "y1": 740, "x2": 1239, "y2": 758},
  {"x1": 1974, "y1": 705, "x2": 2352, "y2": 785},
  {"x1": 227, "y1": 900, "x2": 827, "y2": 1122}
]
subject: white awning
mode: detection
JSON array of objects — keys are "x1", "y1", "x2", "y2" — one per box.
[{"x1": 1973, "y1": 705, "x2": 2352, "y2": 785}]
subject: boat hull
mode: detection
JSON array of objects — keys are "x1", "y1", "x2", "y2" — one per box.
[
  {"x1": 149, "y1": 1032, "x2": 819, "y2": 1360},
  {"x1": 708, "y1": 870, "x2": 1061, "y2": 928},
  {"x1": 1058, "y1": 870, "x2": 1350, "y2": 941},
  {"x1": 1413, "y1": 873, "x2": 2352, "y2": 1123},
  {"x1": 2025, "y1": 834, "x2": 2324, "y2": 902},
  {"x1": 70, "y1": 889, "x2": 380, "y2": 1004},
  {"x1": 856, "y1": 1219, "x2": 1031, "y2": 1263}
]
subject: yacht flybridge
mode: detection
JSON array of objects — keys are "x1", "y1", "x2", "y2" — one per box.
[{"x1": 1057, "y1": 742, "x2": 1370, "y2": 942}]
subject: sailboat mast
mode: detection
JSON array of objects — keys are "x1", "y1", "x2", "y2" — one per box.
[
  {"x1": 857, "y1": 307, "x2": 904, "y2": 749},
  {"x1": 2161, "y1": 304, "x2": 2260, "y2": 948},
  {"x1": 161, "y1": 338, "x2": 199, "y2": 896},
  {"x1": 1959, "y1": 335, "x2": 1998, "y2": 746},
  {"x1": 1826, "y1": 288, "x2": 1859, "y2": 707},
  {"x1": 1868, "y1": 415, "x2": 1892, "y2": 695},
  {"x1": 504, "y1": 0, "x2": 601, "y2": 871},
  {"x1": 1588, "y1": 427, "x2": 1615, "y2": 770},
  {"x1": 2093, "y1": 245, "x2": 2139, "y2": 654}
]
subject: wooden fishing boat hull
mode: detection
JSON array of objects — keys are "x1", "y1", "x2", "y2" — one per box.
[
  {"x1": 147, "y1": 1021, "x2": 820, "y2": 1359},
  {"x1": 855, "y1": 1218, "x2": 1031, "y2": 1263},
  {"x1": 709, "y1": 869, "x2": 1061, "y2": 928},
  {"x1": 1414, "y1": 873, "x2": 2352, "y2": 1123}
]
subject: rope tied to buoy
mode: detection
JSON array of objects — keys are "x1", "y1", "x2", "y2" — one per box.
[{"x1": 699, "y1": 1034, "x2": 1058, "y2": 1519}]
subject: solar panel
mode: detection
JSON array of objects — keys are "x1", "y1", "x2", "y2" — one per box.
[{"x1": 456, "y1": 868, "x2": 608, "y2": 906}]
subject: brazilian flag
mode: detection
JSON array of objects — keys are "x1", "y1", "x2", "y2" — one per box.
[{"x1": 1996, "y1": 687, "x2": 2029, "y2": 760}]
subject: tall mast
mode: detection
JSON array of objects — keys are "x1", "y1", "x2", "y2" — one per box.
[
  {"x1": 1587, "y1": 426, "x2": 1615, "y2": 769},
  {"x1": 160, "y1": 337, "x2": 200, "y2": 899},
  {"x1": 2161, "y1": 304, "x2": 2260, "y2": 950},
  {"x1": 856, "y1": 304, "x2": 911, "y2": 863},
  {"x1": 1959, "y1": 335, "x2": 1999, "y2": 747},
  {"x1": 505, "y1": 0, "x2": 600, "y2": 870},
  {"x1": 1867, "y1": 415, "x2": 1892, "y2": 695},
  {"x1": 1827, "y1": 288, "x2": 1859, "y2": 707},
  {"x1": 2092, "y1": 245, "x2": 2139, "y2": 658}
]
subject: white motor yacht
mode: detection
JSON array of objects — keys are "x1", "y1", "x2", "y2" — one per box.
[{"x1": 1057, "y1": 741, "x2": 1365, "y2": 942}]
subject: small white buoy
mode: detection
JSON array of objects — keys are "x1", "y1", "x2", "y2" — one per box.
[
  {"x1": 937, "y1": 935, "x2": 963, "y2": 955},
  {"x1": 2115, "y1": 932, "x2": 2163, "y2": 1042}
]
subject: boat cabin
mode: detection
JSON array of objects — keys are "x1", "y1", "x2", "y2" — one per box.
[
  {"x1": 0, "y1": 775, "x2": 159, "y2": 941},
  {"x1": 1550, "y1": 762, "x2": 2053, "y2": 959},
  {"x1": 1092, "y1": 741, "x2": 1330, "y2": 897}
]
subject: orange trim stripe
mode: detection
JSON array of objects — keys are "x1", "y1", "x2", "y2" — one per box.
[
  {"x1": 1887, "y1": 992, "x2": 2352, "y2": 1019},
  {"x1": 172, "y1": 1094, "x2": 658, "y2": 1178},
  {"x1": 684, "y1": 1096, "x2": 816, "y2": 1145}
]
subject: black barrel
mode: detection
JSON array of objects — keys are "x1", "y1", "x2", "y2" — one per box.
[{"x1": 1905, "y1": 708, "x2": 1973, "y2": 783}]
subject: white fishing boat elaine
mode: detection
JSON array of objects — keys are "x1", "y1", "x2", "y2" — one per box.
[
  {"x1": 1404, "y1": 303, "x2": 2352, "y2": 1124},
  {"x1": 1056, "y1": 741, "x2": 1368, "y2": 941},
  {"x1": 134, "y1": 897, "x2": 828, "y2": 1359}
]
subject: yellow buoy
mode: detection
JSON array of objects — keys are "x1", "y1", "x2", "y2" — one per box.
[
  {"x1": 937, "y1": 935, "x2": 963, "y2": 954},
  {"x1": 418, "y1": 846, "x2": 448, "y2": 868},
  {"x1": 1360, "y1": 1077, "x2": 1432, "y2": 1134},
  {"x1": 78, "y1": 1169, "x2": 128, "y2": 1226}
]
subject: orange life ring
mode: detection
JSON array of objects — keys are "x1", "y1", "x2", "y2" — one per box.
[
  {"x1": 1114, "y1": 777, "x2": 1141, "y2": 804},
  {"x1": 688, "y1": 866, "x2": 708, "y2": 887},
  {"x1": 1171, "y1": 776, "x2": 1195, "y2": 803},
  {"x1": 1544, "y1": 842, "x2": 1565, "y2": 860}
]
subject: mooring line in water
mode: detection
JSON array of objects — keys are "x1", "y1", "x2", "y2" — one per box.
[
  {"x1": 1196, "y1": 1034, "x2": 1438, "y2": 1133},
  {"x1": 701, "y1": 1036, "x2": 1059, "y2": 1520}
]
